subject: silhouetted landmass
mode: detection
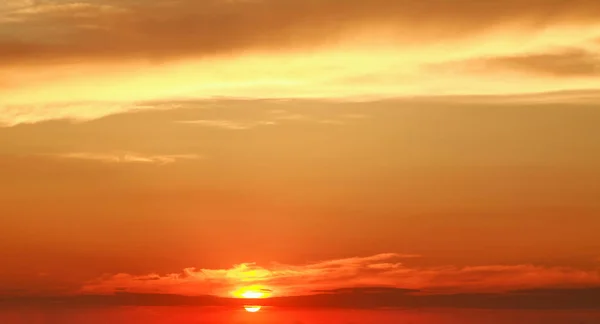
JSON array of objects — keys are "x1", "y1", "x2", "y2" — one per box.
[{"x1": 1, "y1": 287, "x2": 600, "y2": 310}]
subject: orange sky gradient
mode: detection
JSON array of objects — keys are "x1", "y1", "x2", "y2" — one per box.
[{"x1": 1, "y1": 0, "x2": 600, "y2": 309}]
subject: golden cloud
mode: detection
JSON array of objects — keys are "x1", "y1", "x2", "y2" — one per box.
[{"x1": 2, "y1": 0, "x2": 600, "y2": 125}]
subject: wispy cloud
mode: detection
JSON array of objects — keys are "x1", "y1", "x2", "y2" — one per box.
[
  {"x1": 268, "y1": 110, "x2": 310, "y2": 121},
  {"x1": 0, "y1": 102, "x2": 143, "y2": 127},
  {"x1": 176, "y1": 110, "x2": 355, "y2": 130},
  {"x1": 54, "y1": 152, "x2": 201, "y2": 165},
  {"x1": 80, "y1": 253, "x2": 600, "y2": 297},
  {"x1": 176, "y1": 120, "x2": 276, "y2": 130},
  {"x1": 318, "y1": 119, "x2": 346, "y2": 125},
  {"x1": 443, "y1": 48, "x2": 600, "y2": 78},
  {"x1": 0, "y1": 0, "x2": 34, "y2": 13},
  {"x1": 341, "y1": 113, "x2": 370, "y2": 119}
]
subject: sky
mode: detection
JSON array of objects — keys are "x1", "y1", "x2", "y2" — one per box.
[{"x1": 1, "y1": 0, "x2": 600, "y2": 310}]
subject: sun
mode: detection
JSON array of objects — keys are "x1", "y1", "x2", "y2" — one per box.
[
  {"x1": 244, "y1": 305, "x2": 261, "y2": 313},
  {"x1": 232, "y1": 285, "x2": 272, "y2": 313}
]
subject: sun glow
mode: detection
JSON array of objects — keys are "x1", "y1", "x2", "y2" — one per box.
[
  {"x1": 241, "y1": 290, "x2": 264, "y2": 298},
  {"x1": 232, "y1": 285, "x2": 272, "y2": 299}
]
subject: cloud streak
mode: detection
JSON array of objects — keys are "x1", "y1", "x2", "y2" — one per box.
[
  {"x1": 176, "y1": 110, "x2": 350, "y2": 130},
  {"x1": 3, "y1": 0, "x2": 600, "y2": 63},
  {"x1": 177, "y1": 119, "x2": 276, "y2": 130},
  {"x1": 455, "y1": 48, "x2": 600, "y2": 77},
  {"x1": 54, "y1": 152, "x2": 201, "y2": 165},
  {"x1": 0, "y1": 102, "x2": 143, "y2": 127},
  {"x1": 80, "y1": 253, "x2": 600, "y2": 298}
]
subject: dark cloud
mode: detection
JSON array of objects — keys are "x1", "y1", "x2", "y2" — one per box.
[
  {"x1": 3, "y1": 287, "x2": 600, "y2": 309},
  {"x1": 263, "y1": 287, "x2": 600, "y2": 309},
  {"x1": 312, "y1": 287, "x2": 418, "y2": 295},
  {"x1": 2, "y1": 0, "x2": 600, "y2": 64}
]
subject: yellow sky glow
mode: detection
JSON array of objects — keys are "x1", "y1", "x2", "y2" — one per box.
[{"x1": 232, "y1": 285, "x2": 272, "y2": 299}]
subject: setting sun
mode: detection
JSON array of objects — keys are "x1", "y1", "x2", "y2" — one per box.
[
  {"x1": 243, "y1": 306, "x2": 262, "y2": 313},
  {"x1": 232, "y1": 285, "x2": 271, "y2": 313}
]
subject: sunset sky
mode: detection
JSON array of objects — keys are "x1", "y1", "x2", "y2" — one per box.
[{"x1": 1, "y1": 0, "x2": 600, "y2": 310}]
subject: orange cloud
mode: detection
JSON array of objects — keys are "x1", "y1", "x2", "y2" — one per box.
[
  {"x1": 80, "y1": 253, "x2": 600, "y2": 297},
  {"x1": 3, "y1": 0, "x2": 600, "y2": 64},
  {"x1": 443, "y1": 48, "x2": 600, "y2": 78}
]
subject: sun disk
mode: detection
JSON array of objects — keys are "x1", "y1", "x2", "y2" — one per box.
[{"x1": 244, "y1": 305, "x2": 261, "y2": 313}]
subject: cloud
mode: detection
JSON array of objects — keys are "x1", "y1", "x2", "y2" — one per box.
[
  {"x1": 177, "y1": 119, "x2": 276, "y2": 130},
  {"x1": 6, "y1": 287, "x2": 600, "y2": 309},
  {"x1": 268, "y1": 110, "x2": 310, "y2": 121},
  {"x1": 261, "y1": 287, "x2": 600, "y2": 309},
  {"x1": 0, "y1": 0, "x2": 34, "y2": 13},
  {"x1": 318, "y1": 119, "x2": 346, "y2": 125},
  {"x1": 176, "y1": 109, "x2": 355, "y2": 129},
  {"x1": 54, "y1": 152, "x2": 201, "y2": 165},
  {"x1": 341, "y1": 113, "x2": 370, "y2": 119},
  {"x1": 2, "y1": 1, "x2": 600, "y2": 126},
  {"x1": 457, "y1": 49, "x2": 600, "y2": 77},
  {"x1": 0, "y1": 102, "x2": 147, "y2": 127},
  {"x1": 3, "y1": 0, "x2": 600, "y2": 64},
  {"x1": 79, "y1": 253, "x2": 600, "y2": 298}
]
